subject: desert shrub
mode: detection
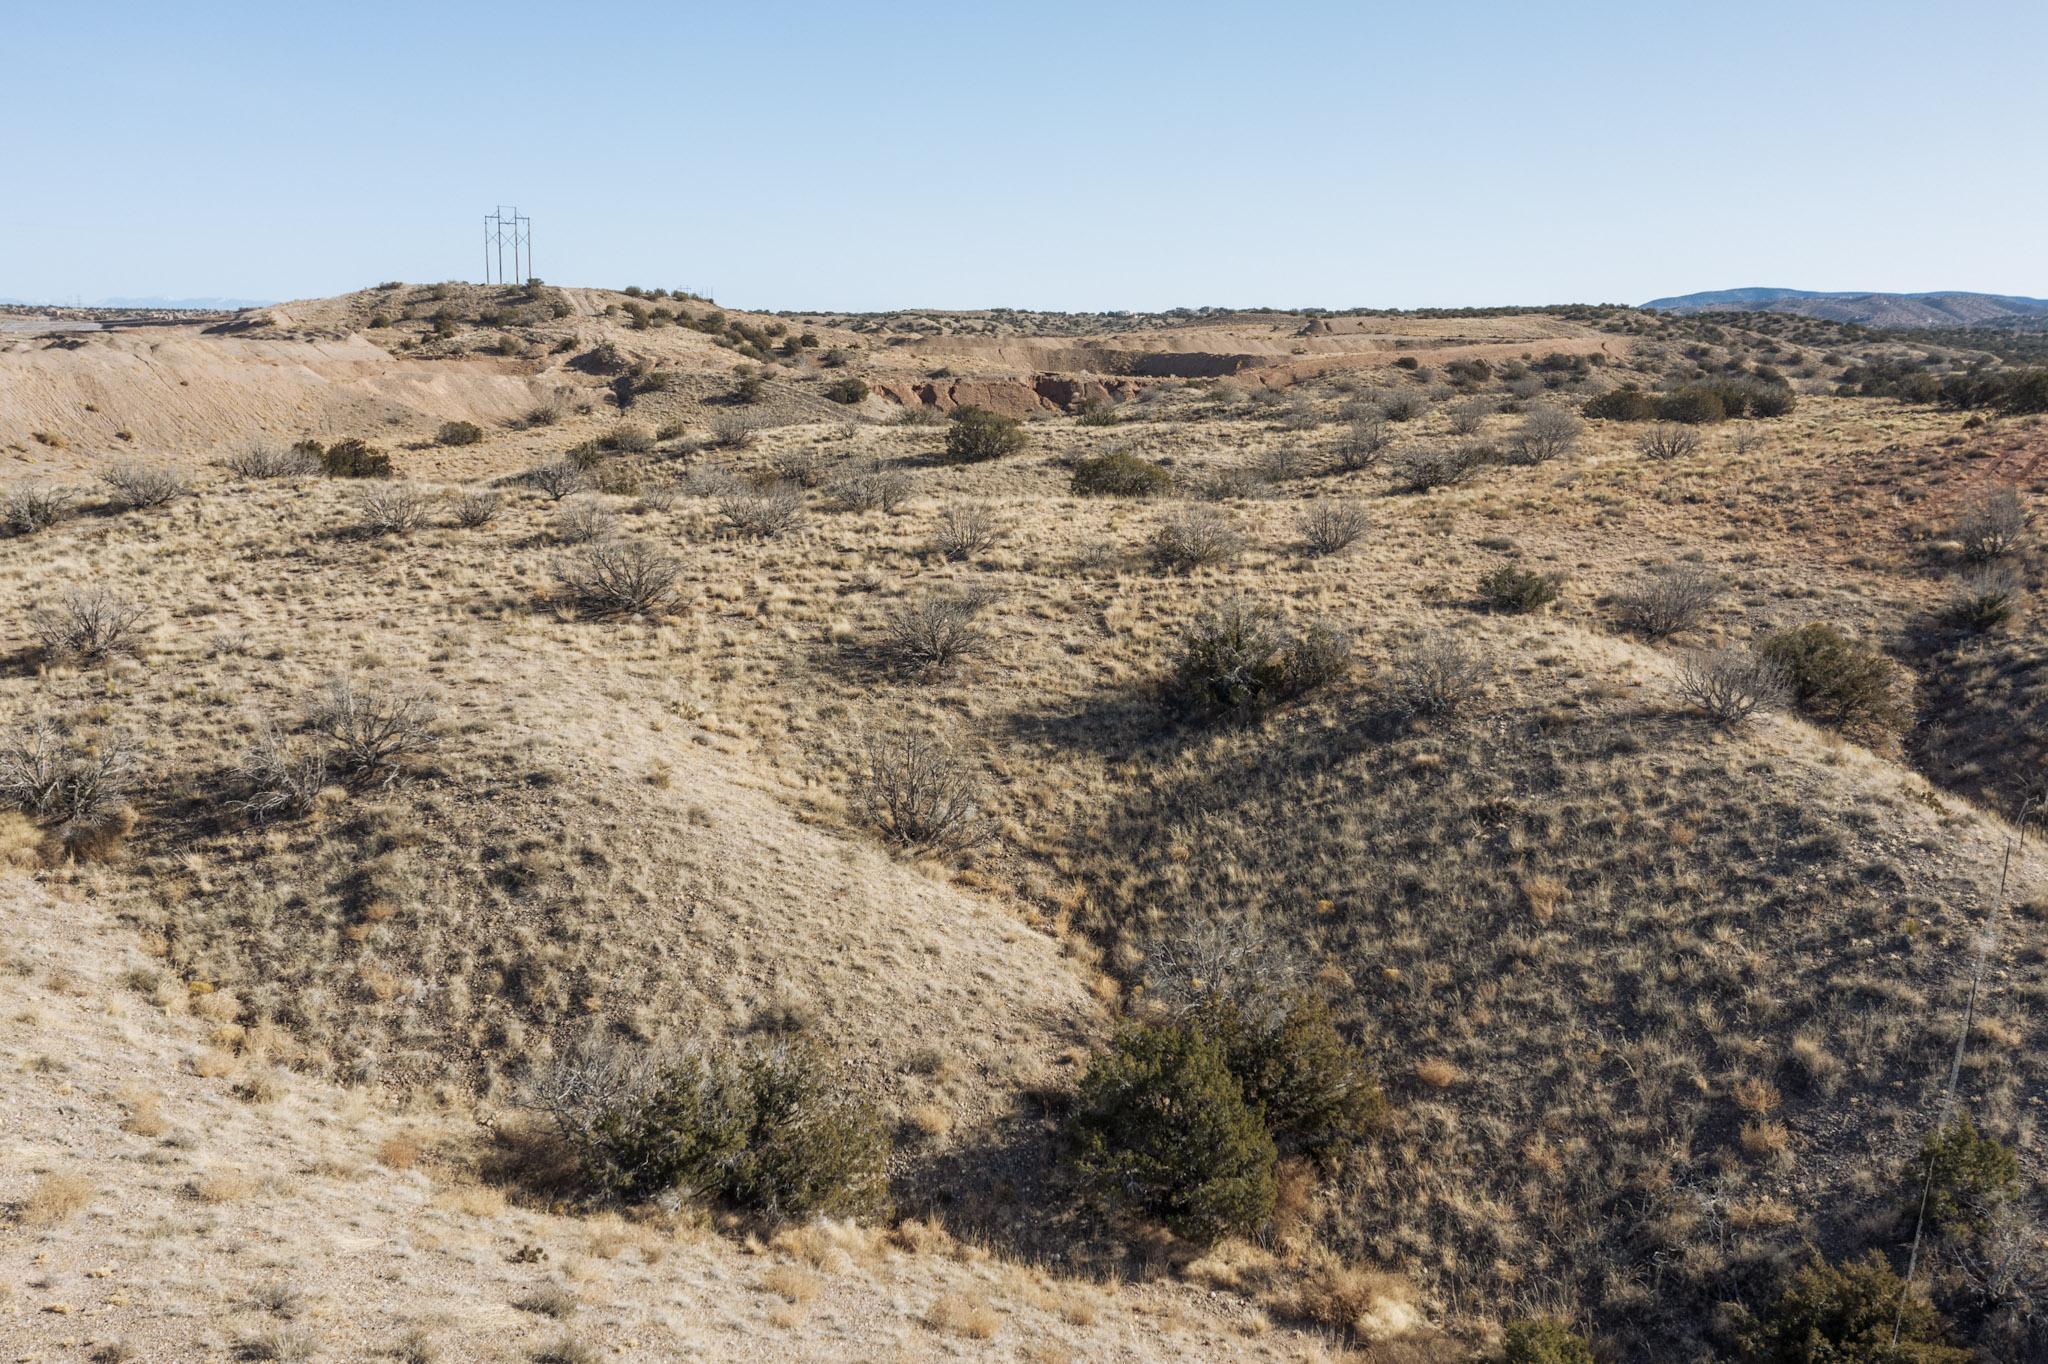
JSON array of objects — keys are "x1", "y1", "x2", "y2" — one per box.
[
  {"x1": 1637, "y1": 424, "x2": 1703, "y2": 461},
  {"x1": 729, "y1": 369, "x2": 766, "y2": 404},
  {"x1": 1747, "y1": 383, "x2": 1797, "y2": 418},
  {"x1": 1378, "y1": 389, "x2": 1426, "y2": 422},
  {"x1": 303, "y1": 676, "x2": 439, "y2": 784},
  {"x1": 1655, "y1": 385, "x2": 1728, "y2": 424},
  {"x1": 1148, "y1": 508, "x2": 1241, "y2": 574},
  {"x1": 1297, "y1": 500, "x2": 1369, "y2": 558},
  {"x1": 1393, "y1": 442, "x2": 1485, "y2": 492},
  {"x1": 1337, "y1": 413, "x2": 1392, "y2": 471},
  {"x1": 223, "y1": 445, "x2": 321, "y2": 479},
  {"x1": 1075, "y1": 397, "x2": 1121, "y2": 426},
  {"x1": 1071, "y1": 449, "x2": 1173, "y2": 498},
  {"x1": 1477, "y1": 565, "x2": 1563, "y2": 613},
  {"x1": 1739, "y1": 1252, "x2": 1966, "y2": 1363},
  {"x1": 358, "y1": 482, "x2": 432, "y2": 535},
  {"x1": 554, "y1": 495, "x2": 617, "y2": 544},
  {"x1": 599, "y1": 423, "x2": 654, "y2": 455},
  {"x1": 525, "y1": 460, "x2": 589, "y2": 502},
  {"x1": 320, "y1": 438, "x2": 391, "y2": 478},
  {"x1": 1943, "y1": 564, "x2": 2020, "y2": 632},
  {"x1": 1675, "y1": 648, "x2": 1790, "y2": 727},
  {"x1": 882, "y1": 590, "x2": 992, "y2": 676},
  {"x1": 1582, "y1": 386, "x2": 1659, "y2": 421},
  {"x1": 100, "y1": 461, "x2": 190, "y2": 508},
  {"x1": 709, "y1": 414, "x2": 760, "y2": 449},
  {"x1": 941, "y1": 406, "x2": 1027, "y2": 463},
  {"x1": 930, "y1": 501, "x2": 1002, "y2": 561},
  {"x1": 1955, "y1": 488, "x2": 2030, "y2": 562},
  {"x1": 895, "y1": 403, "x2": 946, "y2": 427},
  {"x1": 523, "y1": 400, "x2": 567, "y2": 428},
  {"x1": 1387, "y1": 635, "x2": 1489, "y2": 718},
  {"x1": 229, "y1": 727, "x2": 328, "y2": 823},
  {"x1": 823, "y1": 377, "x2": 870, "y2": 405},
  {"x1": 1508, "y1": 404, "x2": 1582, "y2": 463},
  {"x1": 436, "y1": 420, "x2": 485, "y2": 446},
  {"x1": 6, "y1": 483, "x2": 73, "y2": 534},
  {"x1": 0, "y1": 718, "x2": 139, "y2": 838},
  {"x1": 534, "y1": 1035, "x2": 888, "y2": 1218},
  {"x1": 1758, "y1": 623, "x2": 1902, "y2": 733},
  {"x1": 32, "y1": 587, "x2": 148, "y2": 664},
  {"x1": 1500, "y1": 1319, "x2": 1595, "y2": 1364},
  {"x1": 555, "y1": 539, "x2": 681, "y2": 618},
  {"x1": 1066, "y1": 1021, "x2": 1278, "y2": 1244},
  {"x1": 450, "y1": 488, "x2": 500, "y2": 528},
  {"x1": 826, "y1": 463, "x2": 913, "y2": 513},
  {"x1": 1447, "y1": 396, "x2": 1491, "y2": 436},
  {"x1": 1190, "y1": 993, "x2": 1385, "y2": 1156},
  {"x1": 854, "y1": 729, "x2": 986, "y2": 854},
  {"x1": 1169, "y1": 600, "x2": 1351, "y2": 720},
  {"x1": 769, "y1": 448, "x2": 832, "y2": 489},
  {"x1": 1907, "y1": 1113, "x2": 2019, "y2": 1236},
  {"x1": 717, "y1": 481, "x2": 804, "y2": 538},
  {"x1": 1614, "y1": 565, "x2": 1722, "y2": 638}
]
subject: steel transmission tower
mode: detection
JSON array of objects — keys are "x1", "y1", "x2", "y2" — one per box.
[{"x1": 482, "y1": 206, "x2": 532, "y2": 285}]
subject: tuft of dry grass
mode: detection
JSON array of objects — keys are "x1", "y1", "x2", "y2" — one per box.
[
  {"x1": 17, "y1": 1171, "x2": 94, "y2": 1225},
  {"x1": 923, "y1": 1290, "x2": 1000, "y2": 1340}
]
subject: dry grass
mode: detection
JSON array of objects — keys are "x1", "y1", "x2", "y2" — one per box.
[
  {"x1": 17, "y1": 1171, "x2": 94, "y2": 1225},
  {"x1": 923, "y1": 1289, "x2": 1001, "y2": 1339}
]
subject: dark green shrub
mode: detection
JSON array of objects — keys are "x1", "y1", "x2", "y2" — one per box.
[
  {"x1": 942, "y1": 406, "x2": 1026, "y2": 463},
  {"x1": 1066, "y1": 1022, "x2": 1277, "y2": 1243},
  {"x1": 1739, "y1": 1252, "x2": 1966, "y2": 1363},
  {"x1": 1501, "y1": 1318, "x2": 1595, "y2": 1364},
  {"x1": 1943, "y1": 566, "x2": 2019, "y2": 632},
  {"x1": 321, "y1": 438, "x2": 392, "y2": 479},
  {"x1": 1758, "y1": 623, "x2": 1902, "y2": 733},
  {"x1": 1582, "y1": 386, "x2": 1659, "y2": 421},
  {"x1": 1075, "y1": 398, "x2": 1121, "y2": 426},
  {"x1": 1655, "y1": 385, "x2": 1728, "y2": 424},
  {"x1": 1192, "y1": 993, "x2": 1385, "y2": 1156},
  {"x1": 1747, "y1": 383, "x2": 1797, "y2": 418},
  {"x1": 824, "y1": 377, "x2": 870, "y2": 405},
  {"x1": 1907, "y1": 1113, "x2": 2019, "y2": 1235},
  {"x1": 730, "y1": 369, "x2": 765, "y2": 404},
  {"x1": 725, "y1": 1041, "x2": 891, "y2": 1218},
  {"x1": 1169, "y1": 601, "x2": 1350, "y2": 720},
  {"x1": 436, "y1": 420, "x2": 485, "y2": 447},
  {"x1": 1070, "y1": 450, "x2": 1172, "y2": 497},
  {"x1": 1477, "y1": 565, "x2": 1563, "y2": 613}
]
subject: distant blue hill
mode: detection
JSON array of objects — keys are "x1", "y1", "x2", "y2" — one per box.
[{"x1": 1643, "y1": 287, "x2": 2048, "y2": 328}]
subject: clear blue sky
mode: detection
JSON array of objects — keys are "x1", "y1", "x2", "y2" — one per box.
[{"x1": 9, "y1": 0, "x2": 2045, "y2": 311}]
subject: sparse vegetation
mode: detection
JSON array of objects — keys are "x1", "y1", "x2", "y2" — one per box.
[
  {"x1": 941, "y1": 406, "x2": 1026, "y2": 463},
  {"x1": 1070, "y1": 449, "x2": 1173, "y2": 497},
  {"x1": 555, "y1": 538, "x2": 682, "y2": 617},
  {"x1": 100, "y1": 461, "x2": 190, "y2": 509}
]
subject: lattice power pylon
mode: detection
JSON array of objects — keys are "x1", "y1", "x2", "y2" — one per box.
[{"x1": 482, "y1": 206, "x2": 532, "y2": 285}]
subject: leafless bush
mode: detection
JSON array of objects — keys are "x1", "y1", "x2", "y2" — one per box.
[
  {"x1": 1196, "y1": 463, "x2": 1271, "y2": 502},
  {"x1": 1614, "y1": 565, "x2": 1723, "y2": 639},
  {"x1": 1148, "y1": 508, "x2": 1242, "y2": 574},
  {"x1": 32, "y1": 587, "x2": 149, "y2": 663},
  {"x1": 222, "y1": 444, "x2": 320, "y2": 479},
  {"x1": 1636, "y1": 424, "x2": 1703, "y2": 461},
  {"x1": 771, "y1": 448, "x2": 833, "y2": 488},
  {"x1": 1297, "y1": 500, "x2": 1370, "y2": 558},
  {"x1": 1393, "y1": 442, "x2": 1485, "y2": 493},
  {"x1": 5, "y1": 483, "x2": 73, "y2": 535},
  {"x1": 450, "y1": 487, "x2": 500, "y2": 528},
  {"x1": 882, "y1": 590, "x2": 993, "y2": 676},
  {"x1": 1508, "y1": 404, "x2": 1583, "y2": 463},
  {"x1": 828, "y1": 463, "x2": 914, "y2": 513},
  {"x1": 553, "y1": 495, "x2": 618, "y2": 544},
  {"x1": 1254, "y1": 445, "x2": 1308, "y2": 484},
  {"x1": 854, "y1": 730, "x2": 987, "y2": 854},
  {"x1": 709, "y1": 414, "x2": 760, "y2": 450},
  {"x1": 717, "y1": 481, "x2": 804, "y2": 538},
  {"x1": 555, "y1": 538, "x2": 682, "y2": 618},
  {"x1": 0, "y1": 719, "x2": 139, "y2": 836},
  {"x1": 931, "y1": 501, "x2": 1002, "y2": 561},
  {"x1": 1957, "y1": 487, "x2": 2031, "y2": 562},
  {"x1": 100, "y1": 461, "x2": 189, "y2": 509},
  {"x1": 359, "y1": 482, "x2": 432, "y2": 535},
  {"x1": 303, "y1": 676, "x2": 440, "y2": 784},
  {"x1": 1336, "y1": 414, "x2": 1391, "y2": 471},
  {"x1": 525, "y1": 460, "x2": 589, "y2": 502},
  {"x1": 1447, "y1": 397, "x2": 1492, "y2": 436},
  {"x1": 1387, "y1": 635, "x2": 1490, "y2": 718},
  {"x1": 1674, "y1": 648, "x2": 1789, "y2": 727},
  {"x1": 229, "y1": 726, "x2": 328, "y2": 822}
]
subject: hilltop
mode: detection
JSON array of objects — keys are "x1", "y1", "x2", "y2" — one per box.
[{"x1": 1645, "y1": 286, "x2": 2048, "y2": 328}]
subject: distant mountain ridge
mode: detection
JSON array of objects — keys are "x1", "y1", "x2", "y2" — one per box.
[
  {"x1": 1644, "y1": 286, "x2": 2048, "y2": 328},
  {"x1": 0, "y1": 295, "x2": 271, "y2": 310}
]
